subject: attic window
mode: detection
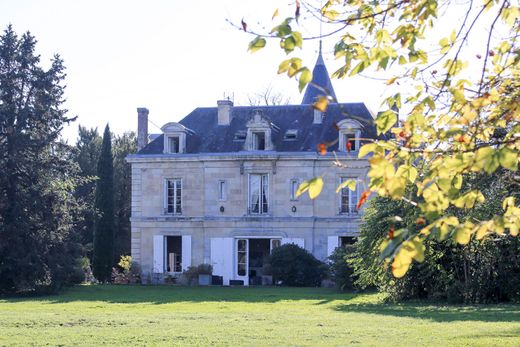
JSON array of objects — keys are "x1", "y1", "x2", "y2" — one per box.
[
  {"x1": 167, "y1": 136, "x2": 180, "y2": 153},
  {"x1": 234, "y1": 131, "x2": 246, "y2": 141},
  {"x1": 284, "y1": 130, "x2": 298, "y2": 141},
  {"x1": 252, "y1": 132, "x2": 266, "y2": 150}
]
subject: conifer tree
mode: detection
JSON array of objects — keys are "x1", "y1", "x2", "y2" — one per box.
[
  {"x1": 0, "y1": 26, "x2": 83, "y2": 294},
  {"x1": 92, "y1": 124, "x2": 115, "y2": 282}
]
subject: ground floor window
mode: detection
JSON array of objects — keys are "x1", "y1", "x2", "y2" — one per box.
[
  {"x1": 340, "y1": 236, "x2": 357, "y2": 247},
  {"x1": 166, "y1": 236, "x2": 182, "y2": 273}
]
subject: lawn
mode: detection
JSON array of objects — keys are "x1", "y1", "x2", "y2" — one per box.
[{"x1": 1, "y1": 285, "x2": 519, "y2": 346}]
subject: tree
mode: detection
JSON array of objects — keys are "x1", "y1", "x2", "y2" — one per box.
[
  {"x1": 246, "y1": 85, "x2": 292, "y2": 106},
  {"x1": 112, "y1": 131, "x2": 136, "y2": 261},
  {"x1": 73, "y1": 126, "x2": 102, "y2": 257},
  {"x1": 0, "y1": 26, "x2": 84, "y2": 294},
  {"x1": 242, "y1": 0, "x2": 519, "y2": 277},
  {"x1": 92, "y1": 124, "x2": 115, "y2": 282}
]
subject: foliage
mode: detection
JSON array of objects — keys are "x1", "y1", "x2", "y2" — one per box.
[
  {"x1": 112, "y1": 132, "x2": 136, "y2": 262},
  {"x1": 111, "y1": 255, "x2": 140, "y2": 285},
  {"x1": 243, "y1": 0, "x2": 520, "y2": 277},
  {"x1": 269, "y1": 244, "x2": 327, "y2": 286},
  {"x1": 72, "y1": 126, "x2": 102, "y2": 258},
  {"x1": 92, "y1": 125, "x2": 115, "y2": 282},
  {"x1": 1, "y1": 285, "x2": 520, "y2": 345},
  {"x1": 328, "y1": 246, "x2": 356, "y2": 290},
  {"x1": 352, "y1": 170, "x2": 520, "y2": 303},
  {"x1": 0, "y1": 26, "x2": 84, "y2": 294}
]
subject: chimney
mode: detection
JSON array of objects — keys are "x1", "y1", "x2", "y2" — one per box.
[
  {"x1": 137, "y1": 107, "x2": 149, "y2": 151},
  {"x1": 217, "y1": 99, "x2": 233, "y2": 125}
]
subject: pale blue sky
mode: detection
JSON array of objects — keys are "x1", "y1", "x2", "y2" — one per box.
[{"x1": 1, "y1": 1, "x2": 494, "y2": 143}]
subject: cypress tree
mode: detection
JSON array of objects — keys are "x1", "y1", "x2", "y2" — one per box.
[{"x1": 93, "y1": 124, "x2": 115, "y2": 282}]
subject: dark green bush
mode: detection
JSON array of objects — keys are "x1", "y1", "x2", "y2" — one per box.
[
  {"x1": 328, "y1": 246, "x2": 356, "y2": 290},
  {"x1": 270, "y1": 244, "x2": 327, "y2": 287}
]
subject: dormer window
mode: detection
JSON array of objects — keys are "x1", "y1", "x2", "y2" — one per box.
[
  {"x1": 284, "y1": 129, "x2": 298, "y2": 141},
  {"x1": 161, "y1": 122, "x2": 193, "y2": 154},
  {"x1": 336, "y1": 119, "x2": 361, "y2": 153},
  {"x1": 252, "y1": 132, "x2": 266, "y2": 150},
  {"x1": 245, "y1": 110, "x2": 276, "y2": 151},
  {"x1": 167, "y1": 136, "x2": 180, "y2": 153}
]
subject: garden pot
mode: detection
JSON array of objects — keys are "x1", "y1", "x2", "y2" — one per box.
[{"x1": 198, "y1": 274, "x2": 211, "y2": 286}]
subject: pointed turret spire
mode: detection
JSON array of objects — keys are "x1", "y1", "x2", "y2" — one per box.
[{"x1": 301, "y1": 44, "x2": 337, "y2": 104}]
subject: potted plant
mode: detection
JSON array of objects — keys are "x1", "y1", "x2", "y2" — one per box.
[{"x1": 197, "y1": 264, "x2": 213, "y2": 286}]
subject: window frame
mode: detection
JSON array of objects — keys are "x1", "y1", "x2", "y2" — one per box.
[
  {"x1": 164, "y1": 178, "x2": 183, "y2": 215},
  {"x1": 252, "y1": 131, "x2": 266, "y2": 150},
  {"x1": 338, "y1": 177, "x2": 359, "y2": 214},
  {"x1": 248, "y1": 173, "x2": 269, "y2": 215},
  {"x1": 218, "y1": 180, "x2": 227, "y2": 201},
  {"x1": 290, "y1": 178, "x2": 299, "y2": 201}
]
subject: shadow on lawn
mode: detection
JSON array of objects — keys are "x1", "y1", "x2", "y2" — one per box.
[
  {"x1": 2, "y1": 285, "x2": 356, "y2": 305},
  {"x1": 333, "y1": 301, "x2": 520, "y2": 323}
]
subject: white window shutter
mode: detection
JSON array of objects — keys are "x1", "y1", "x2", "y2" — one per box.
[
  {"x1": 327, "y1": 236, "x2": 340, "y2": 258},
  {"x1": 153, "y1": 235, "x2": 164, "y2": 273},
  {"x1": 181, "y1": 235, "x2": 192, "y2": 271},
  {"x1": 210, "y1": 237, "x2": 234, "y2": 285}
]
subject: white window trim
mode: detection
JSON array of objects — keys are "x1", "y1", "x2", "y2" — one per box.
[
  {"x1": 337, "y1": 119, "x2": 362, "y2": 153},
  {"x1": 164, "y1": 178, "x2": 183, "y2": 215},
  {"x1": 248, "y1": 173, "x2": 269, "y2": 215},
  {"x1": 218, "y1": 180, "x2": 227, "y2": 201},
  {"x1": 338, "y1": 177, "x2": 359, "y2": 215}
]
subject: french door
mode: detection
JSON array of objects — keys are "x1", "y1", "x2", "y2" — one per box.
[{"x1": 236, "y1": 239, "x2": 249, "y2": 283}]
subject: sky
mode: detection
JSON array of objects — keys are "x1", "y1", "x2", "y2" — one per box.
[{"x1": 0, "y1": 1, "x2": 496, "y2": 143}]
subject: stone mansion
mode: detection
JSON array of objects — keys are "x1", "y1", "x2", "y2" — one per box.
[{"x1": 126, "y1": 52, "x2": 378, "y2": 285}]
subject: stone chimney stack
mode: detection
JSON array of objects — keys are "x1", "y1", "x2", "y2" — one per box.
[
  {"x1": 137, "y1": 107, "x2": 149, "y2": 151},
  {"x1": 217, "y1": 99, "x2": 233, "y2": 125}
]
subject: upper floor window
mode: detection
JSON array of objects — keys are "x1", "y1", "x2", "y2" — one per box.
[
  {"x1": 339, "y1": 177, "x2": 359, "y2": 214},
  {"x1": 290, "y1": 179, "x2": 299, "y2": 201},
  {"x1": 249, "y1": 174, "x2": 268, "y2": 214},
  {"x1": 167, "y1": 136, "x2": 180, "y2": 153},
  {"x1": 218, "y1": 180, "x2": 226, "y2": 201},
  {"x1": 252, "y1": 131, "x2": 266, "y2": 150},
  {"x1": 343, "y1": 133, "x2": 357, "y2": 151},
  {"x1": 165, "y1": 178, "x2": 182, "y2": 214}
]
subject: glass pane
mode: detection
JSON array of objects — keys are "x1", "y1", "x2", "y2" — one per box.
[
  {"x1": 238, "y1": 253, "x2": 246, "y2": 264},
  {"x1": 238, "y1": 263, "x2": 246, "y2": 276},
  {"x1": 238, "y1": 239, "x2": 246, "y2": 251},
  {"x1": 271, "y1": 239, "x2": 281, "y2": 249}
]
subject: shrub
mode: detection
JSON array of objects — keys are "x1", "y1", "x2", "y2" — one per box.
[
  {"x1": 328, "y1": 246, "x2": 356, "y2": 290},
  {"x1": 180, "y1": 264, "x2": 213, "y2": 286},
  {"x1": 111, "y1": 255, "x2": 140, "y2": 284},
  {"x1": 269, "y1": 244, "x2": 327, "y2": 287}
]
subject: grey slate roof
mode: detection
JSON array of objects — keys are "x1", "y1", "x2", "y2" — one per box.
[
  {"x1": 137, "y1": 53, "x2": 379, "y2": 155},
  {"x1": 138, "y1": 103, "x2": 377, "y2": 155},
  {"x1": 301, "y1": 53, "x2": 337, "y2": 105}
]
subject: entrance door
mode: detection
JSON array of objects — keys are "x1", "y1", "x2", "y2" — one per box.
[{"x1": 236, "y1": 239, "x2": 249, "y2": 284}]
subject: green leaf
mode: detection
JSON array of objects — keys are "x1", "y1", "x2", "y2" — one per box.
[
  {"x1": 248, "y1": 36, "x2": 266, "y2": 53},
  {"x1": 336, "y1": 179, "x2": 357, "y2": 194},
  {"x1": 475, "y1": 147, "x2": 500, "y2": 174},
  {"x1": 296, "y1": 177, "x2": 324, "y2": 199},
  {"x1": 375, "y1": 110, "x2": 397, "y2": 134},
  {"x1": 497, "y1": 147, "x2": 518, "y2": 171},
  {"x1": 281, "y1": 36, "x2": 296, "y2": 54},
  {"x1": 298, "y1": 67, "x2": 312, "y2": 92},
  {"x1": 291, "y1": 31, "x2": 303, "y2": 48},
  {"x1": 358, "y1": 143, "x2": 377, "y2": 158},
  {"x1": 396, "y1": 165, "x2": 418, "y2": 183}
]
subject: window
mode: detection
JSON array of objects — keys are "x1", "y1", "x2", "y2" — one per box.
[
  {"x1": 252, "y1": 132, "x2": 266, "y2": 150},
  {"x1": 166, "y1": 236, "x2": 182, "y2": 272},
  {"x1": 167, "y1": 136, "x2": 180, "y2": 153},
  {"x1": 165, "y1": 179, "x2": 182, "y2": 214},
  {"x1": 284, "y1": 129, "x2": 298, "y2": 141},
  {"x1": 290, "y1": 179, "x2": 299, "y2": 201},
  {"x1": 339, "y1": 177, "x2": 359, "y2": 214},
  {"x1": 237, "y1": 239, "x2": 248, "y2": 276},
  {"x1": 340, "y1": 236, "x2": 357, "y2": 247},
  {"x1": 270, "y1": 239, "x2": 281, "y2": 251},
  {"x1": 343, "y1": 133, "x2": 356, "y2": 151},
  {"x1": 249, "y1": 174, "x2": 268, "y2": 214},
  {"x1": 233, "y1": 131, "x2": 247, "y2": 141},
  {"x1": 218, "y1": 180, "x2": 226, "y2": 201}
]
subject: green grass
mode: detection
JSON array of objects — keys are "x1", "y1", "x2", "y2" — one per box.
[{"x1": 1, "y1": 285, "x2": 519, "y2": 346}]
